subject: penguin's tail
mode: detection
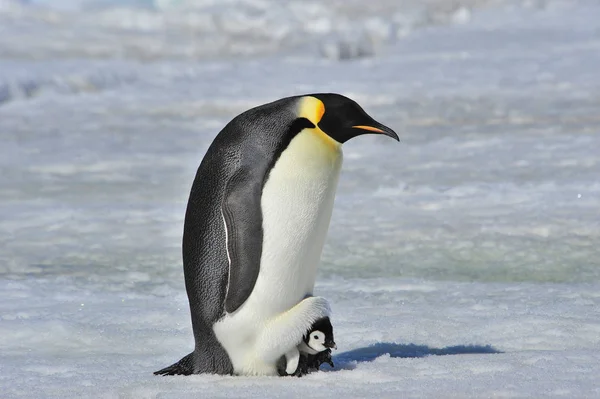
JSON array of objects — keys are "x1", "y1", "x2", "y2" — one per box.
[{"x1": 154, "y1": 352, "x2": 195, "y2": 376}]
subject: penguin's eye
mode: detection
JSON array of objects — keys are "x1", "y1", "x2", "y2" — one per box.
[{"x1": 313, "y1": 335, "x2": 319, "y2": 340}]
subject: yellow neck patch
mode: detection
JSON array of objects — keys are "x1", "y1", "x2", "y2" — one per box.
[
  {"x1": 298, "y1": 96, "x2": 325, "y2": 125},
  {"x1": 297, "y1": 96, "x2": 341, "y2": 150}
]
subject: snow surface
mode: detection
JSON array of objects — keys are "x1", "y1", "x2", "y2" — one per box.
[{"x1": 1, "y1": 0, "x2": 600, "y2": 398}]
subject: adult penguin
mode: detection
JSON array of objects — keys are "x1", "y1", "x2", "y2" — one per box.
[{"x1": 155, "y1": 93, "x2": 398, "y2": 376}]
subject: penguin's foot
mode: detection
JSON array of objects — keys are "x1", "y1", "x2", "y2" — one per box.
[
  {"x1": 279, "y1": 350, "x2": 335, "y2": 377},
  {"x1": 290, "y1": 355, "x2": 311, "y2": 377},
  {"x1": 154, "y1": 352, "x2": 194, "y2": 376},
  {"x1": 287, "y1": 351, "x2": 333, "y2": 377},
  {"x1": 277, "y1": 354, "x2": 308, "y2": 377},
  {"x1": 291, "y1": 368, "x2": 308, "y2": 377}
]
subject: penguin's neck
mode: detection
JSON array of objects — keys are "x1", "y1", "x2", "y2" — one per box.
[{"x1": 298, "y1": 340, "x2": 320, "y2": 355}]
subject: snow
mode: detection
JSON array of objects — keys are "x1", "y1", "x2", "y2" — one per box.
[
  {"x1": 1, "y1": 0, "x2": 600, "y2": 397},
  {"x1": 0, "y1": 0, "x2": 508, "y2": 60},
  {"x1": 2, "y1": 278, "x2": 599, "y2": 397}
]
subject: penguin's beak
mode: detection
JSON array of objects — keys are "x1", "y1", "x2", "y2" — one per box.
[
  {"x1": 352, "y1": 123, "x2": 399, "y2": 141},
  {"x1": 325, "y1": 340, "x2": 337, "y2": 350}
]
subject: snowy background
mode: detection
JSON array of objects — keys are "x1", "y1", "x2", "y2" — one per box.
[{"x1": 1, "y1": 0, "x2": 599, "y2": 397}]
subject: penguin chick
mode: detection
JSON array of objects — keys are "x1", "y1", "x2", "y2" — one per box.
[
  {"x1": 284, "y1": 317, "x2": 336, "y2": 376},
  {"x1": 301, "y1": 317, "x2": 336, "y2": 354}
]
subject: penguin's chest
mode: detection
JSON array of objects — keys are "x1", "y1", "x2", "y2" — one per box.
[
  {"x1": 252, "y1": 129, "x2": 342, "y2": 314},
  {"x1": 214, "y1": 129, "x2": 342, "y2": 376}
]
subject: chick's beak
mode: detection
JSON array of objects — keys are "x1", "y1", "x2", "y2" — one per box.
[{"x1": 326, "y1": 340, "x2": 337, "y2": 350}]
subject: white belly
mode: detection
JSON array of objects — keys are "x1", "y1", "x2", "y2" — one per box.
[
  {"x1": 213, "y1": 128, "x2": 342, "y2": 375},
  {"x1": 253, "y1": 130, "x2": 342, "y2": 315}
]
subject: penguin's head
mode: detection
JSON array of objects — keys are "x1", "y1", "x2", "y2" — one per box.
[
  {"x1": 299, "y1": 93, "x2": 399, "y2": 144},
  {"x1": 304, "y1": 317, "x2": 337, "y2": 352},
  {"x1": 305, "y1": 330, "x2": 328, "y2": 352}
]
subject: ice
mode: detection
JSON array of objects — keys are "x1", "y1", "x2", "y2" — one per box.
[{"x1": 1, "y1": 0, "x2": 600, "y2": 397}]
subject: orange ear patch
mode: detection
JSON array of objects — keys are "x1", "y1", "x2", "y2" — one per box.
[
  {"x1": 299, "y1": 96, "x2": 326, "y2": 125},
  {"x1": 315, "y1": 99, "x2": 325, "y2": 123}
]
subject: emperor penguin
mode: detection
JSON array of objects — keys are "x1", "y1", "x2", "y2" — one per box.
[{"x1": 155, "y1": 93, "x2": 398, "y2": 377}]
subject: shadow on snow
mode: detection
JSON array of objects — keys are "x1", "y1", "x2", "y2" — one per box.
[{"x1": 326, "y1": 343, "x2": 502, "y2": 371}]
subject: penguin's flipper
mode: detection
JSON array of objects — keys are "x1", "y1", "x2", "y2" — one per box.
[
  {"x1": 284, "y1": 347, "x2": 300, "y2": 375},
  {"x1": 154, "y1": 352, "x2": 194, "y2": 376},
  {"x1": 221, "y1": 166, "x2": 265, "y2": 313}
]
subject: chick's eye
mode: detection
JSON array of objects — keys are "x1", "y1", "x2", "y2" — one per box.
[{"x1": 313, "y1": 335, "x2": 319, "y2": 340}]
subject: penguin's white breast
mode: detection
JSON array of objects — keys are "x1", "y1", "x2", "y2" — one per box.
[
  {"x1": 249, "y1": 127, "x2": 342, "y2": 316},
  {"x1": 213, "y1": 126, "x2": 342, "y2": 375}
]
